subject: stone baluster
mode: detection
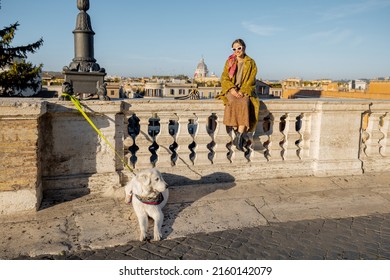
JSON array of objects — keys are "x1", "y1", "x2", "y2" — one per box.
[
  {"x1": 359, "y1": 103, "x2": 390, "y2": 173},
  {"x1": 124, "y1": 113, "x2": 141, "y2": 169},
  {"x1": 192, "y1": 113, "x2": 213, "y2": 165},
  {"x1": 283, "y1": 112, "x2": 302, "y2": 160},
  {"x1": 297, "y1": 113, "x2": 312, "y2": 160},
  {"x1": 211, "y1": 112, "x2": 232, "y2": 165},
  {"x1": 175, "y1": 112, "x2": 197, "y2": 167},
  {"x1": 205, "y1": 113, "x2": 218, "y2": 164},
  {"x1": 267, "y1": 112, "x2": 286, "y2": 162},
  {"x1": 379, "y1": 113, "x2": 389, "y2": 157},
  {"x1": 364, "y1": 112, "x2": 384, "y2": 158},
  {"x1": 250, "y1": 112, "x2": 269, "y2": 162},
  {"x1": 133, "y1": 113, "x2": 154, "y2": 169},
  {"x1": 123, "y1": 121, "x2": 134, "y2": 168},
  {"x1": 155, "y1": 113, "x2": 175, "y2": 168},
  {"x1": 359, "y1": 111, "x2": 370, "y2": 161}
]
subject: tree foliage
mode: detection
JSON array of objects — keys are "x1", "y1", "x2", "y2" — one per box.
[{"x1": 0, "y1": 22, "x2": 43, "y2": 96}]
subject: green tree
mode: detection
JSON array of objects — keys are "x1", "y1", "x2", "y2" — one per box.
[{"x1": 0, "y1": 22, "x2": 43, "y2": 96}]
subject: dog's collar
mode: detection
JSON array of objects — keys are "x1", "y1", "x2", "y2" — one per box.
[{"x1": 134, "y1": 192, "x2": 164, "y2": 205}]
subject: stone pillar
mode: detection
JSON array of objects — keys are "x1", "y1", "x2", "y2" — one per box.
[
  {"x1": 311, "y1": 101, "x2": 370, "y2": 176},
  {"x1": 0, "y1": 99, "x2": 47, "y2": 214},
  {"x1": 41, "y1": 101, "x2": 123, "y2": 194}
]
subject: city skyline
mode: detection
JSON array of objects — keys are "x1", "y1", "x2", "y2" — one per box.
[{"x1": 1, "y1": 0, "x2": 390, "y2": 80}]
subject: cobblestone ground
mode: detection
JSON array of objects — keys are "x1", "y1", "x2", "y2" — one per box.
[{"x1": 19, "y1": 213, "x2": 390, "y2": 260}]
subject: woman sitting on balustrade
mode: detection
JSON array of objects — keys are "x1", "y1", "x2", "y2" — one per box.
[{"x1": 217, "y1": 38, "x2": 260, "y2": 151}]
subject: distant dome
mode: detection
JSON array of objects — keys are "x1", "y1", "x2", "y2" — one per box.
[
  {"x1": 194, "y1": 57, "x2": 209, "y2": 78},
  {"x1": 197, "y1": 58, "x2": 208, "y2": 72}
]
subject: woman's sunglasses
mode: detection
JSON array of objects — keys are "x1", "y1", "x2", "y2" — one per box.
[{"x1": 232, "y1": 46, "x2": 243, "y2": 52}]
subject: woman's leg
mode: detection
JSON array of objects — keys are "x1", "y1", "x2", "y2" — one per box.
[
  {"x1": 237, "y1": 125, "x2": 246, "y2": 134},
  {"x1": 235, "y1": 126, "x2": 247, "y2": 151},
  {"x1": 224, "y1": 93, "x2": 249, "y2": 151}
]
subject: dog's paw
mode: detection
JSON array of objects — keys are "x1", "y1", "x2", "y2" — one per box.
[
  {"x1": 152, "y1": 232, "x2": 162, "y2": 242},
  {"x1": 139, "y1": 233, "x2": 147, "y2": 242},
  {"x1": 152, "y1": 236, "x2": 161, "y2": 242}
]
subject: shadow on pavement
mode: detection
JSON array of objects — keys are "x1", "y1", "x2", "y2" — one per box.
[{"x1": 160, "y1": 172, "x2": 236, "y2": 239}]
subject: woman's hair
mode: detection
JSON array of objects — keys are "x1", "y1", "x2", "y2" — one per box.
[{"x1": 231, "y1": 38, "x2": 246, "y2": 48}]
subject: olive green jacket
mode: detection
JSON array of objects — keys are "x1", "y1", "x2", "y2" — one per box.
[{"x1": 216, "y1": 54, "x2": 259, "y2": 132}]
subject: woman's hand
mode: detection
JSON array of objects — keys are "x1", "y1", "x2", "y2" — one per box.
[{"x1": 230, "y1": 88, "x2": 243, "y2": 98}]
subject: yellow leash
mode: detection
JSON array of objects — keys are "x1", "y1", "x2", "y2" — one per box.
[{"x1": 61, "y1": 93, "x2": 135, "y2": 174}]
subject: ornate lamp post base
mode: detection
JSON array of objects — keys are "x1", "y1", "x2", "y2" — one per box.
[
  {"x1": 61, "y1": 0, "x2": 109, "y2": 101},
  {"x1": 61, "y1": 72, "x2": 109, "y2": 101}
]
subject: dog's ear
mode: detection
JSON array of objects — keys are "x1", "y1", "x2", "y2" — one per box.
[
  {"x1": 137, "y1": 173, "x2": 150, "y2": 186},
  {"x1": 155, "y1": 169, "x2": 167, "y2": 185}
]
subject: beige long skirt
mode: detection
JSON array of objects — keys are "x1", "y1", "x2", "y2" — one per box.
[{"x1": 223, "y1": 92, "x2": 250, "y2": 129}]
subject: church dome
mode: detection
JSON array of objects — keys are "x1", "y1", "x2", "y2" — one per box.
[
  {"x1": 194, "y1": 57, "x2": 209, "y2": 78},
  {"x1": 197, "y1": 58, "x2": 208, "y2": 72}
]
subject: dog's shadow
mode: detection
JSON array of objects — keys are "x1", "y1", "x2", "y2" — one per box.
[{"x1": 159, "y1": 172, "x2": 236, "y2": 239}]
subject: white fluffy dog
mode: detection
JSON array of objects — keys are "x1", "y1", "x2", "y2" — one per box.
[{"x1": 125, "y1": 168, "x2": 169, "y2": 241}]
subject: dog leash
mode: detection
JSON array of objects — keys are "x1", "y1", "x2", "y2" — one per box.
[{"x1": 61, "y1": 93, "x2": 135, "y2": 175}]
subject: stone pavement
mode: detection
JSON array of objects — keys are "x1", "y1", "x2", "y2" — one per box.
[
  {"x1": 23, "y1": 213, "x2": 390, "y2": 260},
  {"x1": 1, "y1": 172, "x2": 390, "y2": 260}
]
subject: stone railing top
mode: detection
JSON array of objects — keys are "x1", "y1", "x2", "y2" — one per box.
[
  {"x1": 1, "y1": 97, "x2": 390, "y2": 117},
  {"x1": 0, "y1": 98, "x2": 48, "y2": 117},
  {"x1": 46, "y1": 100, "x2": 124, "y2": 114}
]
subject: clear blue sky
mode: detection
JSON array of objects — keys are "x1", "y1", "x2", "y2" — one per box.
[{"x1": 2, "y1": 0, "x2": 390, "y2": 80}]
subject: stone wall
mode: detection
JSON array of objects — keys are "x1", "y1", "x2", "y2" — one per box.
[
  {"x1": 40, "y1": 101, "x2": 124, "y2": 197},
  {"x1": 0, "y1": 100, "x2": 46, "y2": 214},
  {"x1": 1, "y1": 98, "x2": 390, "y2": 214}
]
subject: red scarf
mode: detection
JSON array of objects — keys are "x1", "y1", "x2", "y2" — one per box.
[{"x1": 227, "y1": 54, "x2": 237, "y2": 79}]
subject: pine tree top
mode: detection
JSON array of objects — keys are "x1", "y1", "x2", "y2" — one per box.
[
  {"x1": 1, "y1": 22, "x2": 43, "y2": 69},
  {"x1": 0, "y1": 21, "x2": 44, "y2": 96}
]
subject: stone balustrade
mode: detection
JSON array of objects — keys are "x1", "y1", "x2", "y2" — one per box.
[{"x1": 1, "y1": 98, "x2": 390, "y2": 214}]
